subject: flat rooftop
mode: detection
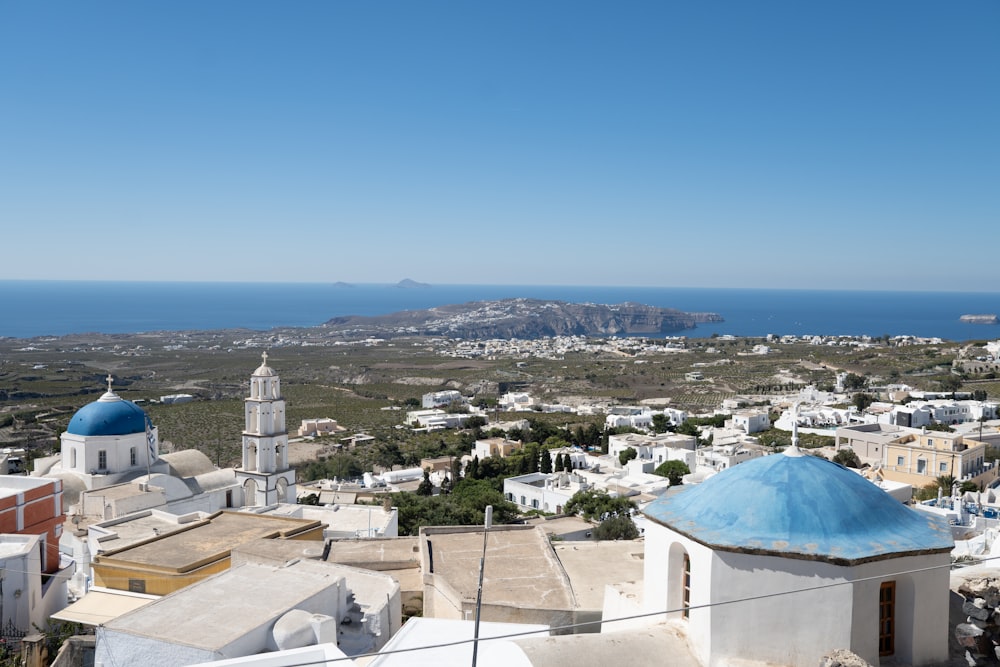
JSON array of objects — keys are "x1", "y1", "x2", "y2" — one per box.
[
  {"x1": 96, "y1": 510, "x2": 321, "y2": 570},
  {"x1": 90, "y1": 510, "x2": 207, "y2": 552},
  {"x1": 257, "y1": 503, "x2": 395, "y2": 536},
  {"x1": 0, "y1": 475, "x2": 55, "y2": 499},
  {"x1": 553, "y1": 540, "x2": 644, "y2": 609},
  {"x1": 105, "y1": 560, "x2": 342, "y2": 651},
  {"x1": 421, "y1": 525, "x2": 576, "y2": 611}
]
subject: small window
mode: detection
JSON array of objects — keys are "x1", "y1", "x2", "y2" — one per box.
[
  {"x1": 879, "y1": 581, "x2": 895, "y2": 655},
  {"x1": 682, "y1": 553, "x2": 691, "y2": 619},
  {"x1": 917, "y1": 459, "x2": 926, "y2": 474},
  {"x1": 896, "y1": 456, "x2": 904, "y2": 466},
  {"x1": 940, "y1": 462, "x2": 948, "y2": 472},
  {"x1": 130, "y1": 447, "x2": 137, "y2": 466},
  {"x1": 98, "y1": 450, "x2": 107, "y2": 470}
]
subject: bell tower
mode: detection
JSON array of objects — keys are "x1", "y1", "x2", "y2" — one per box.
[{"x1": 236, "y1": 352, "x2": 296, "y2": 506}]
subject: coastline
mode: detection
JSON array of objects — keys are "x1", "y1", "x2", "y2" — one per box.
[{"x1": 2, "y1": 281, "x2": 1000, "y2": 341}]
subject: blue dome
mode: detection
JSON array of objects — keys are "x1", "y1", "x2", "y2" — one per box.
[
  {"x1": 67, "y1": 394, "x2": 150, "y2": 437},
  {"x1": 643, "y1": 451, "x2": 953, "y2": 564}
]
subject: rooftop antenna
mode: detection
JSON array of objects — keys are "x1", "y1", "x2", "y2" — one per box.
[{"x1": 472, "y1": 504, "x2": 493, "y2": 667}]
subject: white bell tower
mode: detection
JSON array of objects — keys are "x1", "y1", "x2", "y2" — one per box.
[{"x1": 236, "y1": 352, "x2": 296, "y2": 506}]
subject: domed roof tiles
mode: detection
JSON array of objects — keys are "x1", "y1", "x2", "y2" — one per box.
[
  {"x1": 66, "y1": 392, "x2": 150, "y2": 437},
  {"x1": 643, "y1": 449, "x2": 953, "y2": 564}
]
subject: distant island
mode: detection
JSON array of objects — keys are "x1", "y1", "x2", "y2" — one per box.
[
  {"x1": 960, "y1": 314, "x2": 998, "y2": 324},
  {"x1": 396, "y1": 279, "x2": 431, "y2": 289},
  {"x1": 331, "y1": 281, "x2": 356, "y2": 288},
  {"x1": 322, "y1": 298, "x2": 723, "y2": 339}
]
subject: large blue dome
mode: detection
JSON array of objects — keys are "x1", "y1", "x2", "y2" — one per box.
[
  {"x1": 67, "y1": 393, "x2": 149, "y2": 437},
  {"x1": 643, "y1": 450, "x2": 953, "y2": 564}
]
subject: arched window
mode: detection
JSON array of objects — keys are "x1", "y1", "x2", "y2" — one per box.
[
  {"x1": 243, "y1": 479, "x2": 258, "y2": 506},
  {"x1": 667, "y1": 542, "x2": 692, "y2": 621}
]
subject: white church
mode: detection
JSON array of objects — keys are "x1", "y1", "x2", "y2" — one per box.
[
  {"x1": 33, "y1": 352, "x2": 296, "y2": 522},
  {"x1": 599, "y1": 419, "x2": 954, "y2": 667}
]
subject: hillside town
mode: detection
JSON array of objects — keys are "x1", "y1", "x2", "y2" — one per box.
[{"x1": 4, "y1": 339, "x2": 1000, "y2": 667}]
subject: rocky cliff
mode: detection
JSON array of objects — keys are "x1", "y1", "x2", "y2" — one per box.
[{"x1": 322, "y1": 299, "x2": 723, "y2": 339}]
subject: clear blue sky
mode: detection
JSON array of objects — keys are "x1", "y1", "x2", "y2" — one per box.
[{"x1": 1, "y1": 2, "x2": 997, "y2": 290}]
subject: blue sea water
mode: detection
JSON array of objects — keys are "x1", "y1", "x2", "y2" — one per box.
[{"x1": 1, "y1": 280, "x2": 999, "y2": 341}]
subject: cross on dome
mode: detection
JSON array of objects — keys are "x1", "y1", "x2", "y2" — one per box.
[
  {"x1": 784, "y1": 402, "x2": 804, "y2": 457},
  {"x1": 106, "y1": 374, "x2": 114, "y2": 393},
  {"x1": 261, "y1": 351, "x2": 268, "y2": 366}
]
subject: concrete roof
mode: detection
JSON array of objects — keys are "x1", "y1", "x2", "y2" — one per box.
[
  {"x1": 420, "y1": 525, "x2": 576, "y2": 611},
  {"x1": 511, "y1": 623, "x2": 700, "y2": 667},
  {"x1": 232, "y1": 537, "x2": 423, "y2": 603},
  {"x1": 90, "y1": 510, "x2": 209, "y2": 551},
  {"x1": 368, "y1": 617, "x2": 549, "y2": 667},
  {"x1": 257, "y1": 503, "x2": 395, "y2": 537},
  {"x1": 553, "y1": 541, "x2": 644, "y2": 610},
  {"x1": 95, "y1": 510, "x2": 321, "y2": 571},
  {"x1": 241, "y1": 536, "x2": 422, "y2": 571},
  {"x1": 160, "y1": 449, "x2": 218, "y2": 478},
  {"x1": 104, "y1": 560, "x2": 342, "y2": 651},
  {"x1": 0, "y1": 475, "x2": 57, "y2": 498}
]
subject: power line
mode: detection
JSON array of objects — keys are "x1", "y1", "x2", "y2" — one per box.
[{"x1": 92, "y1": 550, "x2": 997, "y2": 667}]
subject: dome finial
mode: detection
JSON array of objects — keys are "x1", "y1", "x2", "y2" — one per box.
[
  {"x1": 99, "y1": 373, "x2": 121, "y2": 401},
  {"x1": 785, "y1": 402, "x2": 804, "y2": 457},
  {"x1": 262, "y1": 350, "x2": 268, "y2": 366}
]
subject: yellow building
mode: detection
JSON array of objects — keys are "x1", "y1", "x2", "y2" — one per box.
[
  {"x1": 91, "y1": 510, "x2": 323, "y2": 596},
  {"x1": 881, "y1": 430, "x2": 1000, "y2": 491}
]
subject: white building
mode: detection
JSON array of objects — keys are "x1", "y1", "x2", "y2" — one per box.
[
  {"x1": 605, "y1": 407, "x2": 653, "y2": 430},
  {"x1": 504, "y1": 472, "x2": 588, "y2": 514},
  {"x1": 405, "y1": 409, "x2": 478, "y2": 430},
  {"x1": 728, "y1": 409, "x2": 770, "y2": 434},
  {"x1": 422, "y1": 390, "x2": 464, "y2": 409},
  {"x1": 608, "y1": 433, "x2": 697, "y2": 467},
  {"x1": 0, "y1": 534, "x2": 67, "y2": 633},
  {"x1": 695, "y1": 442, "x2": 764, "y2": 473},
  {"x1": 297, "y1": 417, "x2": 345, "y2": 437},
  {"x1": 499, "y1": 392, "x2": 536, "y2": 411},
  {"x1": 606, "y1": 435, "x2": 954, "y2": 666},
  {"x1": 94, "y1": 557, "x2": 400, "y2": 665}
]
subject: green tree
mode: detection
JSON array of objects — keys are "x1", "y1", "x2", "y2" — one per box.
[
  {"x1": 465, "y1": 455, "x2": 480, "y2": 480},
  {"x1": 564, "y1": 489, "x2": 636, "y2": 522},
  {"x1": 539, "y1": 449, "x2": 553, "y2": 473},
  {"x1": 651, "y1": 413, "x2": 671, "y2": 434},
  {"x1": 938, "y1": 375, "x2": 963, "y2": 393},
  {"x1": 464, "y1": 415, "x2": 487, "y2": 429},
  {"x1": 619, "y1": 447, "x2": 638, "y2": 467},
  {"x1": 675, "y1": 422, "x2": 701, "y2": 438},
  {"x1": 417, "y1": 469, "x2": 434, "y2": 496},
  {"x1": 935, "y1": 475, "x2": 956, "y2": 493},
  {"x1": 653, "y1": 460, "x2": 691, "y2": 485},
  {"x1": 832, "y1": 448, "x2": 861, "y2": 469},
  {"x1": 592, "y1": 515, "x2": 640, "y2": 540},
  {"x1": 843, "y1": 373, "x2": 867, "y2": 391},
  {"x1": 852, "y1": 393, "x2": 875, "y2": 412}
]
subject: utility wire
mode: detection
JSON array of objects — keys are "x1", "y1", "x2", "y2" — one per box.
[{"x1": 90, "y1": 550, "x2": 997, "y2": 667}]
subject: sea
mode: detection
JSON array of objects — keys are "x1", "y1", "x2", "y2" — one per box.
[{"x1": 2, "y1": 280, "x2": 1000, "y2": 342}]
